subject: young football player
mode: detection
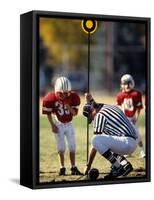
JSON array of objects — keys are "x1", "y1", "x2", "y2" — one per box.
[
  {"x1": 116, "y1": 74, "x2": 145, "y2": 158},
  {"x1": 42, "y1": 76, "x2": 82, "y2": 176}
]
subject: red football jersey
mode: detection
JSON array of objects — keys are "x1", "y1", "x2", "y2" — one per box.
[
  {"x1": 42, "y1": 91, "x2": 80, "y2": 123},
  {"x1": 116, "y1": 89, "x2": 143, "y2": 117}
]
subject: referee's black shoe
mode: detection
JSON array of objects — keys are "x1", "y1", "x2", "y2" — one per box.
[
  {"x1": 71, "y1": 166, "x2": 83, "y2": 175},
  {"x1": 104, "y1": 162, "x2": 133, "y2": 180}
]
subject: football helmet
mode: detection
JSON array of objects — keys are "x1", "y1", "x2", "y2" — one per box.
[
  {"x1": 120, "y1": 74, "x2": 135, "y2": 91},
  {"x1": 54, "y1": 76, "x2": 71, "y2": 93}
]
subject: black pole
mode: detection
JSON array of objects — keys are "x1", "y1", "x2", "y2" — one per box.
[{"x1": 87, "y1": 32, "x2": 90, "y2": 162}]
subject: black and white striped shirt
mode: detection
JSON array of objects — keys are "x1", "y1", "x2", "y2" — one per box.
[{"x1": 93, "y1": 104, "x2": 137, "y2": 139}]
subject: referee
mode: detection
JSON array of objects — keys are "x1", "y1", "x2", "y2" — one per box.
[{"x1": 83, "y1": 93, "x2": 139, "y2": 180}]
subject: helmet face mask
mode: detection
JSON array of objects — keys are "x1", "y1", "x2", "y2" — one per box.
[
  {"x1": 120, "y1": 74, "x2": 135, "y2": 92},
  {"x1": 55, "y1": 91, "x2": 70, "y2": 100}
]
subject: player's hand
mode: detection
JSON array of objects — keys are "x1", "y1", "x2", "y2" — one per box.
[
  {"x1": 85, "y1": 93, "x2": 93, "y2": 103},
  {"x1": 64, "y1": 103, "x2": 70, "y2": 110},
  {"x1": 131, "y1": 117, "x2": 137, "y2": 124},
  {"x1": 132, "y1": 119, "x2": 137, "y2": 124},
  {"x1": 64, "y1": 104, "x2": 77, "y2": 116},
  {"x1": 51, "y1": 124, "x2": 59, "y2": 134}
]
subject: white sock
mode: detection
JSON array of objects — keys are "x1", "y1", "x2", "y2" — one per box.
[
  {"x1": 140, "y1": 147, "x2": 145, "y2": 153},
  {"x1": 121, "y1": 160, "x2": 127, "y2": 166}
]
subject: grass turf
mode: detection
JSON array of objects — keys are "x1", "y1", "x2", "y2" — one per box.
[{"x1": 39, "y1": 111, "x2": 146, "y2": 183}]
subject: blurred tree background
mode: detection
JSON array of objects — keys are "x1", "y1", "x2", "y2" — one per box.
[
  {"x1": 39, "y1": 17, "x2": 146, "y2": 97},
  {"x1": 40, "y1": 18, "x2": 89, "y2": 68}
]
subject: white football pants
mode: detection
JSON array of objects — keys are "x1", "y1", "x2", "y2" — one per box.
[{"x1": 54, "y1": 121, "x2": 76, "y2": 153}]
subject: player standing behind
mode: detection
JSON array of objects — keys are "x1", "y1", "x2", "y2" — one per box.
[
  {"x1": 116, "y1": 74, "x2": 145, "y2": 158},
  {"x1": 42, "y1": 76, "x2": 83, "y2": 176}
]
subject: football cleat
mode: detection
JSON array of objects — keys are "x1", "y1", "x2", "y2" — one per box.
[
  {"x1": 59, "y1": 167, "x2": 66, "y2": 176},
  {"x1": 104, "y1": 162, "x2": 133, "y2": 180},
  {"x1": 71, "y1": 166, "x2": 83, "y2": 175}
]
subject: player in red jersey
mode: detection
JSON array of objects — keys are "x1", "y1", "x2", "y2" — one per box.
[
  {"x1": 116, "y1": 74, "x2": 145, "y2": 158},
  {"x1": 42, "y1": 76, "x2": 83, "y2": 176}
]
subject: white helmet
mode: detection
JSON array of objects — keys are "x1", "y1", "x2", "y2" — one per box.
[
  {"x1": 120, "y1": 74, "x2": 135, "y2": 90},
  {"x1": 54, "y1": 76, "x2": 71, "y2": 93}
]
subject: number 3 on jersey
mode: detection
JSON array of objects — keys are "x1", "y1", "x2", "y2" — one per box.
[
  {"x1": 122, "y1": 98, "x2": 134, "y2": 111},
  {"x1": 55, "y1": 102, "x2": 70, "y2": 116}
]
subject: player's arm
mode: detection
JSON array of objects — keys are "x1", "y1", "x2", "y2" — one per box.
[
  {"x1": 134, "y1": 91, "x2": 143, "y2": 122},
  {"x1": 84, "y1": 147, "x2": 97, "y2": 175},
  {"x1": 131, "y1": 108, "x2": 141, "y2": 124},
  {"x1": 42, "y1": 97, "x2": 58, "y2": 134},
  {"x1": 47, "y1": 114, "x2": 58, "y2": 133},
  {"x1": 136, "y1": 109, "x2": 141, "y2": 121},
  {"x1": 116, "y1": 93, "x2": 124, "y2": 110}
]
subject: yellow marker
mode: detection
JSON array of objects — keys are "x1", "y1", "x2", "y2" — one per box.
[
  {"x1": 86, "y1": 20, "x2": 93, "y2": 29},
  {"x1": 81, "y1": 19, "x2": 97, "y2": 34}
]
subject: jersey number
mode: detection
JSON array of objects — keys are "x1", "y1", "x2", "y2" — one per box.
[
  {"x1": 122, "y1": 98, "x2": 134, "y2": 111},
  {"x1": 55, "y1": 102, "x2": 70, "y2": 116}
]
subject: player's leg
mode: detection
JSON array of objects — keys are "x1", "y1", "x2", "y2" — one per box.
[
  {"x1": 54, "y1": 123, "x2": 66, "y2": 175},
  {"x1": 138, "y1": 140, "x2": 145, "y2": 158},
  {"x1": 131, "y1": 120, "x2": 145, "y2": 158},
  {"x1": 65, "y1": 122, "x2": 83, "y2": 175},
  {"x1": 136, "y1": 127, "x2": 145, "y2": 158},
  {"x1": 65, "y1": 122, "x2": 76, "y2": 166}
]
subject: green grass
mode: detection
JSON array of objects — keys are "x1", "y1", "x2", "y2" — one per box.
[{"x1": 39, "y1": 110, "x2": 146, "y2": 183}]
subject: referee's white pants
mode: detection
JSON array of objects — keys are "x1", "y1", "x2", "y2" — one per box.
[
  {"x1": 92, "y1": 134, "x2": 139, "y2": 155},
  {"x1": 54, "y1": 121, "x2": 76, "y2": 153}
]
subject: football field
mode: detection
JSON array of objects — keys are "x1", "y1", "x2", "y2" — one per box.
[{"x1": 39, "y1": 95, "x2": 146, "y2": 183}]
